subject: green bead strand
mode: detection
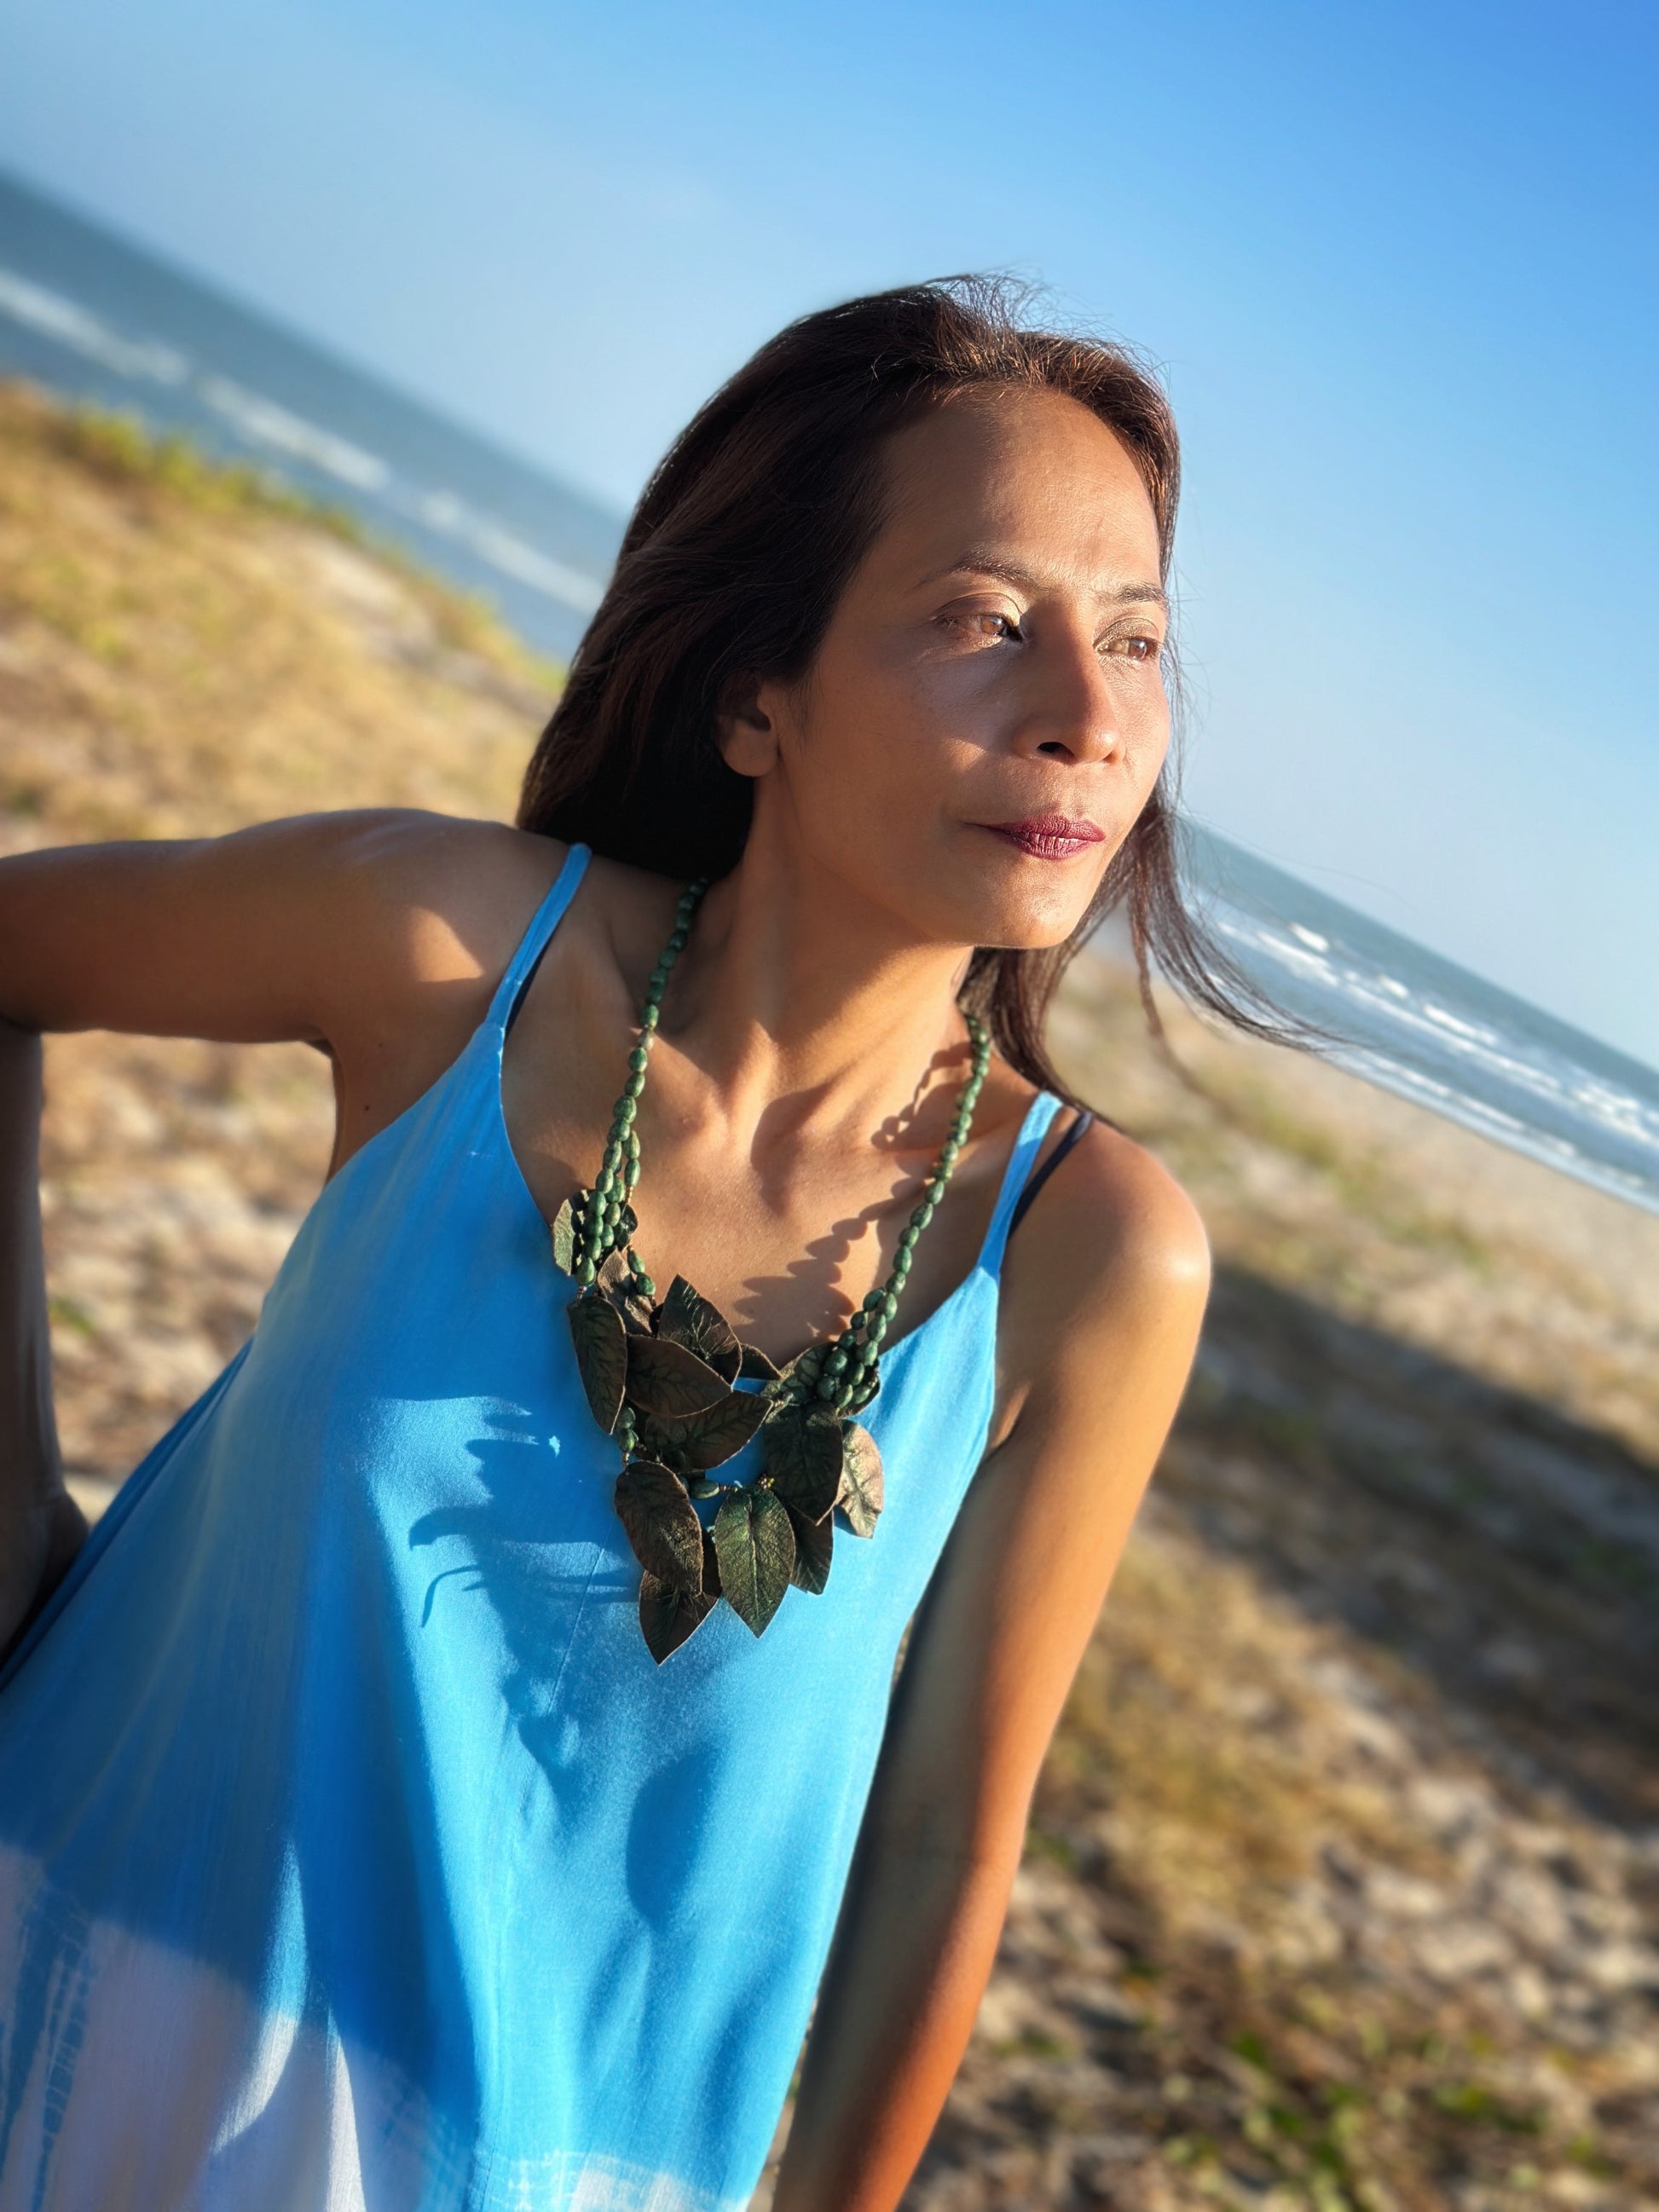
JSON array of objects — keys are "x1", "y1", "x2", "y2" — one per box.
[
  {"x1": 825, "y1": 1007, "x2": 991, "y2": 1415},
  {"x1": 583, "y1": 864, "x2": 993, "y2": 1445}
]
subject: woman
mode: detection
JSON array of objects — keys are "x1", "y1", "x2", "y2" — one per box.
[{"x1": 0, "y1": 280, "x2": 1257, "y2": 2211}]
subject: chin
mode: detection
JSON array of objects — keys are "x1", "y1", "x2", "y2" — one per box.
[
  {"x1": 937, "y1": 887, "x2": 1096, "y2": 956},
  {"x1": 964, "y1": 869, "x2": 1107, "y2": 951}
]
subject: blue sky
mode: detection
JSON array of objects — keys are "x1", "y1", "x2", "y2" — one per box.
[{"x1": 2, "y1": 0, "x2": 1656, "y2": 1063}]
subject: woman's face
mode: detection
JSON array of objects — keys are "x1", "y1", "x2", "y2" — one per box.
[{"x1": 731, "y1": 383, "x2": 1171, "y2": 951}]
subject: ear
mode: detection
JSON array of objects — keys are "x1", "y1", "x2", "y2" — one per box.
[{"x1": 714, "y1": 669, "x2": 778, "y2": 779}]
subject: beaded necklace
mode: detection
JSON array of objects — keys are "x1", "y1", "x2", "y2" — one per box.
[{"x1": 552, "y1": 873, "x2": 993, "y2": 1662}]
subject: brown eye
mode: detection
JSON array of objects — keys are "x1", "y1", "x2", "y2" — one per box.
[
  {"x1": 1112, "y1": 635, "x2": 1160, "y2": 662},
  {"x1": 947, "y1": 609, "x2": 1019, "y2": 642}
]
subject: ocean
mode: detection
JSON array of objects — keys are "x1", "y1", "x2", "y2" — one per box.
[{"x1": 3, "y1": 167, "x2": 1655, "y2": 1217}]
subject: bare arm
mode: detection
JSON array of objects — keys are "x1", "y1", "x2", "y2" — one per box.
[
  {"x1": 0, "y1": 807, "x2": 563, "y2": 1648},
  {"x1": 0, "y1": 1018, "x2": 84, "y2": 1664},
  {"x1": 771, "y1": 1131, "x2": 1212, "y2": 2212}
]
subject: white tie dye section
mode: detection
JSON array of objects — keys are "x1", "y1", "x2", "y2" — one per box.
[{"x1": 0, "y1": 1849, "x2": 746, "y2": 2212}]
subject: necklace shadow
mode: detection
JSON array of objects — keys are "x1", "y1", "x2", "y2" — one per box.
[{"x1": 656, "y1": 1037, "x2": 992, "y2": 1369}]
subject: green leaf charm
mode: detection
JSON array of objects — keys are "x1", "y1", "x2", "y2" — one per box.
[
  {"x1": 625, "y1": 1333, "x2": 731, "y2": 1418},
  {"x1": 551, "y1": 1193, "x2": 584, "y2": 1274},
  {"x1": 764, "y1": 1403, "x2": 845, "y2": 1524},
  {"x1": 837, "y1": 1422, "x2": 885, "y2": 1537},
  {"x1": 639, "y1": 1390, "x2": 771, "y2": 1474},
  {"x1": 615, "y1": 1458, "x2": 705, "y2": 1591},
  {"x1": 737, "y1": 1342, "x2": 781, "y2": 1382},
  {"x1": 786, "y1": 1503, "x2": 834, "y2": 1594},
  {"x1": 656, "y1": 1275, "x2": 742, "y2": 1382},
  {"x1": 713, "y1": 1487, "x2": 795, "y2": 1636},
  {"x1": 568, "y1": 1291, "x2": 628, "y2": 1434},
  {"x1": 638, "y1": 1571, "x2": 717, "y2": 1665}
]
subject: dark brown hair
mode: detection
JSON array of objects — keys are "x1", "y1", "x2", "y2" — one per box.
[{"x1": 517, "y1": 274, "x2": 1298, "y2": 1108}]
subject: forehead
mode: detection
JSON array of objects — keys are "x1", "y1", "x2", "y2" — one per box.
[{"x1": 871, "y1": 384, "x2": 1163, "y2": 585}]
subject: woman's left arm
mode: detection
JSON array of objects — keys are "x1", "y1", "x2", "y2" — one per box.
[{"x1": 770, "y1": 1130, "x2": 1211, "y2": 2212}]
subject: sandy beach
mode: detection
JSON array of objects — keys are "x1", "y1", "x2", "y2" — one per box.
[{"x1": 4, "y1": 382, "x2": 1655, "y2": 2210}]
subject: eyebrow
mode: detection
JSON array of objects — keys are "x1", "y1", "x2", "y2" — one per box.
[{"x1": 918, "y1": 553, "x2": 1169, "y2": 608}]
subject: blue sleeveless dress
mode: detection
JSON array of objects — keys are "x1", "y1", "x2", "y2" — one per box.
[{"x1": 0, "y1": 840, "x2": 1062, "y2": 2212}]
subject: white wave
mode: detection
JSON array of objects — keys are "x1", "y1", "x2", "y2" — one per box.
[
  {"x1": 1209, "y1": 891, "x2": 1659, "y2": 1211},
  {"x1": 404, "y1": 488, "x2": 604, "y2": 614},
  {"x1": 1422, "y1": 1001, "x2": 1501, "y2": 1047},
  {"x1": 196, "y1": 377, "x2": 389, "y2": 492},
  {"x1": 1223, "y1": 919, "x2": 1338, "y2": 984},
  {"x1": 0, "y1": 268, "x2": 607, "y2": 622},
  {"x1": 0, "y1": 265, "x2": 189, "y2": 384}
]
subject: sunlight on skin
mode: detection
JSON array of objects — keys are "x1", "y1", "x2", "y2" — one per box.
[
  {"x1": 714, "y1": 381, "x2": 1171, "y2": 984},
  {"x1": 0, "y1": 383, "x2": 1209, "y2": 2212}
]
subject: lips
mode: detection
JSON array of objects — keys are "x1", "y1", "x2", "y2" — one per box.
[{"x1": 980, "y1": 815, "x2": 1105, "y2": 861}]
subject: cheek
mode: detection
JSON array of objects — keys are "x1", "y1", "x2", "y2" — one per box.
[{"x1": 795, "y1": 642, "x2": 975, "y2": 800}]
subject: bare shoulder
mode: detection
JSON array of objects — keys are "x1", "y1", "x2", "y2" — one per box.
[
  {"x1": 283, "y1": 809, "x2": 571, "y2": 1001},
  {"x1": 1004, "y1": 1108, "x2": 1211, "y2": 1331},
  {"x1": 0, "y1": 801, "x2": 571, "y2": 1042},
  {"x1": 992, "y1": 1106, "x2": 1211, "y2": 1448}
]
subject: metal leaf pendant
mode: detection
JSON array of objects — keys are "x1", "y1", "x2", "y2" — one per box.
[
  {"x1": 636, "y1": 1390, "x2": 770, "y2": 1474},
  {"x1": 713, "y1": 1487, "x2": 795, "y2": 1636},
  {"x1": 837, "y1": 1423, "x2": 885, "y2": 1537},
  {"x1": 568, "y1": 1291, "x2": 628, "y2": 1435},
  {"x1": 559, "y1": 1236, "x2": 889, "y2": 1660},
  {"x1": 615, "y1": 1458, "x2": 705, "y2": 1591},
  {"x1": 764, "y1": 1403, "x2": 844, "y2": 1524},
  {"x1": 543, "y1": 963, "x2": 997, "y2": 1665},
  {"x1": 656, "y1": 1275, "x2": 742, "y2": 1382},
  {"x1": 786, "y1": 1503, "x2": 834, "y2": 1594},
  {"x1": 626, "y1": 1333, "x2": 731, "y2": 1418},
  {"x1": 639, "y1": 1568, "x2": 718, "y2": 1663}
]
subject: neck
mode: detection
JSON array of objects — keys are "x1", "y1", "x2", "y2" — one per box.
[{"x1": 649, "y1": 829, "x2": 976, "y2": 1152}]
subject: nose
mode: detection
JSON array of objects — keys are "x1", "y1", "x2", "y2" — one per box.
[{"x1": 1013, "y1": 623, "x2": 1124, "y2": 765}]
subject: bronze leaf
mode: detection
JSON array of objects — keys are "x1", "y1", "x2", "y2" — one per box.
[
  {"x1": 615, "y1": 1458, "x2": 704, "y2": 1592},
  {"x1": 624, "y1": 1333, "x2": 731, "y2": 1418},
  {"x1": 786, "y1": 1503, "x2": 834, "y2": 1595},
  {"x1": 656, "y1": 1275, "x2": 742, "y2": 1383},
  {"x1": 568, "y1": 1291, "x2": 627, "y2": 1435},
  {"x1": 737, "y1": 1342, "x2": 781, "y2": 1382},
  {"x1": 837, "y1": 1422, "x2": 885, "y2": 1538},
  {"x1": 638, "y1": 1571, "x2": 717, "y2": 1665},
  {"x1": 779, "y1": 1342, "x2": 828, "y2": 1399},
  {"x1": 667, "y1": 1389, "x2": 771, "y2": 1471},
  {"x1": 764, "y1": 1402, "x2": 845, "y2": 1524},
  {"x1": 597, "y1": 1248, "x2": 654, "y2": 1332}
]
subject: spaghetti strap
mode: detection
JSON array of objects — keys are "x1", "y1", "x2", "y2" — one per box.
[
  {"x1": 973, "y1": 1089, "x2": 1065, "y2": 1283},
  {"x1": 1008, "y1": 1106, "x2": 1095, "y2": 1239},
  {"x1": 485, "y1": 839, "x2": 593, "y2": 1035}
]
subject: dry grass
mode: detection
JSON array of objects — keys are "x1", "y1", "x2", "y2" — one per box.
[
  {"x1": 0, "y1": 377, "x2": 536, "y2": 1476},
  {"x1": 3, "y1": 381, "x2": 1656, "y2": 2210},
  {"x1": 893, "y1": 936, "x2": 1659, "y2": 2209}
]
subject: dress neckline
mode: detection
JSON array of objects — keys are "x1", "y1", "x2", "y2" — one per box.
[
  {"x1": 491, "y1": 1071, "x2": 1054, "y2": 1374},
  {"x1": 488, "y1": 836, "x2": 1056, "y2": 1373}
]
